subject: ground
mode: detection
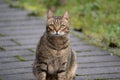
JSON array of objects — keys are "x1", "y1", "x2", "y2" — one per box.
[{"x1": 0, "y1": 0, "x2": 120, "y2": 80}]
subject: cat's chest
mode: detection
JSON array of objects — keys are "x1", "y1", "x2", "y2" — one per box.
[
  {"x1": 47, "y1": 49, "x2": 69, "y2": 74},
  {"x1": 47, "y1": 52, "x2": 68, "y2": 74},
  {"x1": 39, "y1": 42, "x2": 70, "y2": 74},
  {"x1": 48, "y1": 49, "x2": 69, "y2": 64}
]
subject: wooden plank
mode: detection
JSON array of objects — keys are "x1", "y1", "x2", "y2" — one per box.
[
  {"x1": 76, "y1": 73, "x2": 120, "y2": 80},
  {"x1": 0, "y1": 55, "x2": 34, "y2": 63},
  {"x1": 0, "y1": 61, "x2": 32, "y2": 70},
  {"x1": 0, "y1": 50, "x2": 33, "y2": 58},
  {"x1": 78, "y1": 61, "x2": 120, "y2": 69},
  {"x1": 0, "y1": 73, "x2": 35, "y2": 80},
  {"x1": 0, "y1": 67, "x2": 32, "y2": 75},
  {"x1": 77, "y1": 55, "x2": 120, "y2": 63},
  {"x1": 77, "y1": 66, "x2": 120, "y2": 75}
]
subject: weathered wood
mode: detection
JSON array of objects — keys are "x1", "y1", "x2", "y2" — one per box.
[{"x1": 0, "y1": 0, "x2": 120, "y2": 80}]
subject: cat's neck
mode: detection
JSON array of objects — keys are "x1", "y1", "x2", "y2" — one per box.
[{"x1": 45, "y1": 33, "x2": 70, "y2": 50}]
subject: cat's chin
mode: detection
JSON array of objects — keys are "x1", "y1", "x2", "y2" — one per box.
[
  {"x1": 48, "y1": 32, "x2": 65, "y2": 37},
  {"x1": 50, "y1": 34, "x2": 64, "y2": 37},
  {"x1": 47, "y1": 33, "x2": 66, "y2": 37}
]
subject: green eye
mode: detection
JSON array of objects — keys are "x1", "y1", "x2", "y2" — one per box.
[
  {"x1": 61, "y1": 24, "x2": 65, "y2": 27},
  {"x1": 49, "y1": 24, "x2": 54, "y2": 27}
]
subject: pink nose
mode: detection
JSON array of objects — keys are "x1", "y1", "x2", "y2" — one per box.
[
  {"x1": 56, "y1": 32, "x2": 59, "y2": 35},
  {"x1": 54, "y1": 27, "x2": 60, "y2": 32}
]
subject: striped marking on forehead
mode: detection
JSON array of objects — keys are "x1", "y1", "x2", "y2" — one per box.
[
  {"x1": 54, "y1": 16, "x2": 62, "y2": 23},
  {"x1": 54, "y1": 16, "x2": 62, "y2": 19}
]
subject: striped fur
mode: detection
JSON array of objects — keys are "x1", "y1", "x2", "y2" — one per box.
[{"x1": 33, "y1": 10, "x2": 77, "y2": 80}]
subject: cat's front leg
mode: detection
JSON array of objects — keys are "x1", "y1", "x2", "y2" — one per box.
[
  {"x1": 33, "y1": 61, "x2": 47, "y2": 80},
  {"x1": 57, "y1": 72, "x2": 66, "y2": 80},
  {"x1": 37, "y1": 63, "x2": 47, "y2": 80},
  {"x1": 37, "y1": 72, "x2": 46, "y2": 80},
  {"x1": 57, "y1": 61, "x2": 68, "y2": 80}
]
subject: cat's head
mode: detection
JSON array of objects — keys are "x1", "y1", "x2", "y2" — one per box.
[{"x1": 46, "y1": 10, "x2": 69, "y2": 36}]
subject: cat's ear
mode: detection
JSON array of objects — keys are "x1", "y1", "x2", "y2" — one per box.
[
  {"x1": 63, "y1": 11, "x2": 69, "y2": 20},
  {"x1": 47, "y1": 9, "x2": 54, "y2": 19}
]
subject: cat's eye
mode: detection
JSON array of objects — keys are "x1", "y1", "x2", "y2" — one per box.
[
  {"x1": 61, "y1": 24, "x2": 65, "y2": 27},
  {"x1": 49, "y1": 24, "x2": 54, "y2": 27}
]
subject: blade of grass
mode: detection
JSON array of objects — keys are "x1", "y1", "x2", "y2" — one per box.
[
  {"x1": 28, "y1": 48, "x2": 35, "y2": 53},
  {"x1": 0, "y1": 33, "x2": 6, "y2": 37},
  {"x1": 0, "y1": 46, "x2": 6, "y2": 51},
  {"x1": 10, "y1": 39, "x2": 22, "y2": 46},
  {"x1": 0, "y1": 78, "x2": 3, "y2": 80},
  {"x1": 14, "y1": 55, "x2": 26, "y2": 62}
]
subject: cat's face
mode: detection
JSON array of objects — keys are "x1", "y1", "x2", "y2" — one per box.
[{"x1": 46, "y1": 10, "x2": 69, "y2": 36}]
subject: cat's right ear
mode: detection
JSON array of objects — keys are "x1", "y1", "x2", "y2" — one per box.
[
  {"x1": 47, "y1": 9, "x2": 54, "y2": 19},
  {"x1": 63, "y1": 11, "x2": 69, "y2": 20}
]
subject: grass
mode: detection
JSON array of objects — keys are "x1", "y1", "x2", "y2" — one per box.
[
  {"x1": 10, "y1": 39, "x2": 22, "y2": 46},
  {"x1": 0, "y1": 46, "x2": 6, "y2": 51},
  {"x1": 7, "y1": 0, "x2": 120, "y2": 55},
  {"x1": 71, "y1": 30, "x2": 120, "y2": 56},
  {"x1": 0, "y1": 78, "x2": 2, "y2": 80},
  {"x1": 6, "y1": 0, "x2": 46, "y2": 16},
  {"x1": 27, "y1": 48, "x2": 35, "y2": 53},
  {"x1": 14, "y1": 55, "x2": 26, "y2": 62},
  {"x1": 94, "y1": 79, "x2": 107, "y2": 80},
  {"x1": 0, "y1": 33, "x2": 6, "y2": 37}
]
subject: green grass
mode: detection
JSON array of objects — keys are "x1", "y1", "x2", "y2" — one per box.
[
  {"x1": 7, "y1": 0, "x2": 120, "y2": 55},
  {"x1": 27, "y1": 48, "x2": 35, "y2": 53},
  {"x1": 6, "y1": 0, "x2": 46, "y2": 16},
  {"x1": 0, "y1": 33, "x2": 6, "y2": 37},
  {"x1": 10, "y1": 39, "x2": 22, "y2": 46},
  {"x1": 0, "y1": 77, "x2": 3, "y2": 80},
  {"x1": 94, "y1": 79, "x2": 107, "y2": 80},
  {"x1": 0, "y1": 46, "x2": 6, "y2": 51},
  {"x1": 14, "y1": 55, "x2": 26, "y2": 62}
]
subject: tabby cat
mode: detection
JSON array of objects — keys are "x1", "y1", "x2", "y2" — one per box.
[{"x1": 33, "y1": 10, "x2": 77, "y2": 80}]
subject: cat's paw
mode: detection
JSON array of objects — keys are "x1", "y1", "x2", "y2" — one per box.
[{"x1": 36, "y1": 72, "x2": 46, "y2": 80}]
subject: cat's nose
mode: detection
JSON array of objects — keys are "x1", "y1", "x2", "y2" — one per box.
[
  {"x1": 56, "y1": 32, "x2": 59, "y2": 35},
  {"x1": 54, "y1": 26, "x2": 60, "y2": 31}
]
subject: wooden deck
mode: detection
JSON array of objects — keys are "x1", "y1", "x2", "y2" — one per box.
[{"x1": 0, "y1": 0, "x2": 120, "y2": 80}]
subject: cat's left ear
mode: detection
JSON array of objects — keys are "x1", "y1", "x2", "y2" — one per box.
[
  {"x1": 63, "y1": 11, "x2": 69, "y2": 20},
  {"x1": 47, "y1": 9, "x2": 54, "y2": 19}
]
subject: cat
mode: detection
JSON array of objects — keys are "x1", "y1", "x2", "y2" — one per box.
[{"x1": 33, "y1": 10, "x2": 77, "y2": 80}]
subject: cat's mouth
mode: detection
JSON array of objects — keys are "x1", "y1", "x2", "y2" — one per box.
[
  {"x1": 54, "y1": 33, "x2": 62, "y2": 36},
  {"x1": 56, "y1": 32, "x2": 59, "y2": 35},
  {"x1": 50, "y1": 32, "x2": 65, "y2": 36}
]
